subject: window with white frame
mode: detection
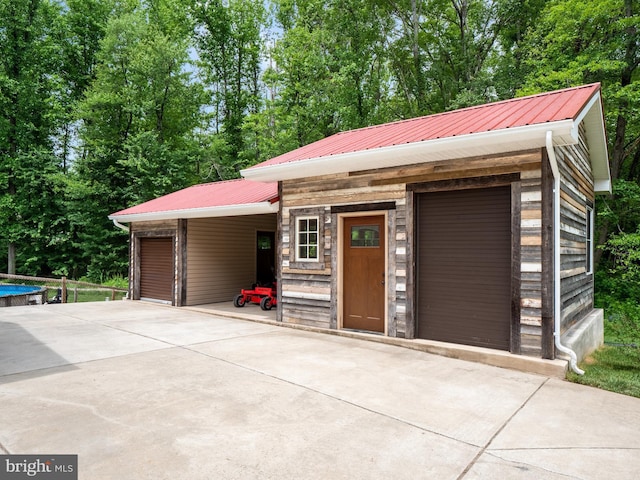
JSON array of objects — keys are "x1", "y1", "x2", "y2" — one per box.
[
  {"x1": 586, "y1": 206, "x2": 594, "y2": 274},
  {"x1": 296, "y1": 216, "x2": 319, "y2": 261}
]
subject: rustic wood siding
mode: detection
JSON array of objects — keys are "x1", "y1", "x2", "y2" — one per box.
[
  {"x1": 557, "y1": 124, "x2": 595, "y2": 332},
  {"x1": 519, "y1": 168, "x2": 544, "y2": 356},
  {"x1": 280, "y1": 150, "x2": 541, "y2": 339},
  {"x1": 281, "y1": 173, "x2": 407, "y2": 332},
  {"x1": 131, "y1": 220, "x2": 178, "y2": 232},
  {"x1": 185, "y1": 215, "x2": 277, "y2": 306}
]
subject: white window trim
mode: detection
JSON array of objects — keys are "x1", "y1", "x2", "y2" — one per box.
[
  {"x1": 586, "y1": 206, "x2": 594, "y2": 275},
  {"x1": 296, "y1": 215, "x2": 320, "y2": 262}
]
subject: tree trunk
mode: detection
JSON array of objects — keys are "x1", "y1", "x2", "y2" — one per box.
[{"x1": 8, "y1": 243, "x2": 16, "y2": 275}]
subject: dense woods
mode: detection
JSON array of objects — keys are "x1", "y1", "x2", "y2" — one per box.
[{"x1": 0, "y1": 0, "x2": 639, "y2": 311}]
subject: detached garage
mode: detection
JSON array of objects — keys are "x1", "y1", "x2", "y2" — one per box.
[
  {"x1": 109, "y1": 179, "x2": 278, "y2": 306},
  {"x1": 241, "y1": 83, "x2": 611, "y2": 371}
]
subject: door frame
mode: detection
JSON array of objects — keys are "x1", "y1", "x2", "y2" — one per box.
[{"x1": 337, "y1": 211, "x2": 389, "y2": 335}]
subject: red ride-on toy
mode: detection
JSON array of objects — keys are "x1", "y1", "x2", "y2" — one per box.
[{"x1": 233, "y1": 282, "x2": 277, "y2": 311}]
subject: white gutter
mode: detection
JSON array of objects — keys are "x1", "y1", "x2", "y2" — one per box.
[
  {"x1": 546, "y1": 130, "x2": 584, "y2": 375},
  {"x1": 112, "y1": 218, "x2": 130, "y2": 233},
  {"x1": 108, "y1": 201, "x2": 279, "y2": 224},
  {"x1": 242, "y1": 120, "x2": 577, "y2": 182}
]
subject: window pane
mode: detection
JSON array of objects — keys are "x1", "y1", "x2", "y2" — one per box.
[
  {"x1": 296, "y1": 216, "x2": 320, "y2": 262},
  {"x1": 351, "y1": 225, "x2": 380, "y2": 247},
  {"x1": 258, "y1": 235, "x2": 271, "y2": 250}
]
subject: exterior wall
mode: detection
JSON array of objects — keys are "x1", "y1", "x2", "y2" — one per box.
[
  {"x1": 278, "y1": 150, "x2": 547, "y2": 349},
  {"x1": 129, "y1": 219, "x2": 183, "y2": 306},
  {"x1": 280, "y1": 176, "x2": 407, "y2": 331},
  {"x1": 185, "y1": 214, "x2": 277, "y2": 306},
  {"x1": 557, "y1": 125, "x2": 595, "y2": 332},
  {"x1": 518, "y1": 168, "x2": 546, "y2": 356}
]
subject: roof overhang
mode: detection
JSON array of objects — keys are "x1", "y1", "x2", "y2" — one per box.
[
  {"x1": 242, "y1": 93, "x2": 611, "y2": 193},
  {"x1": 574, "y1": 91, "x2": 611, "y2": 193},
  {"x1": 108, "y1": 201, "x2": 279, "y2": 223}
]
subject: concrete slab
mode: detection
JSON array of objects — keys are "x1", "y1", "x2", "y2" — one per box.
[
  {"x1": 186, "y1": 303, "x2": 568, "y2": 378},
  {"x1": 467, "y1": 378, "x2": 640, "y2": 479},
  {"x1": 1, "y1": 302, "x2": 639, "y2": 479},
  {"x1": 0, "y1": 305, "x2": 169, "y2": 377},
  {"x1": 0, "y1": 348, "x2": 479, "y2": 479},
  {"x1": 190, "y1": 330, "x2": 546, "y2": 447}
]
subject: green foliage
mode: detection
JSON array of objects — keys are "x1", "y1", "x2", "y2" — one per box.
[
  {"x1": 72, "y1": 3, "x2": 207, "y2": 280},
  {"x1": 191, "y1": 0, "x2": 266, "y2": 174}
]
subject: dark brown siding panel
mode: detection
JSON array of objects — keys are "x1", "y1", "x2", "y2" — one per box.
[
  {"x1": 417, "y1": 187, "x2": 511, "y2": 350},
  {"x1": 139, "y1": 237, "x2": 174, "y2": 302}
]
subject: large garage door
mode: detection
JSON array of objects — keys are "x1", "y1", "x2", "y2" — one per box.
[
  {"x1": 417, "y1": 186, "x2": 511, "y2": 350},
  {"x1": 140, "y1": 237, "x2": 174, "y2": 304}
]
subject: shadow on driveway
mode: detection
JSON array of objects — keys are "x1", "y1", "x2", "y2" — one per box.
[{"x1": 0, "y1": 321, "x2": 77, "y2": 384}]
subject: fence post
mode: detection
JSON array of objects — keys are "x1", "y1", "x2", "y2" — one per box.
[
  {"x1": 111, "y1": 289, "x2": 116, "y2": 301},
  {"x1": 62, "y1": 276, "x2": 67, "y2": 304},
  {"x1": 74, "y1": 287, "x2": 78, "y2": 303}
]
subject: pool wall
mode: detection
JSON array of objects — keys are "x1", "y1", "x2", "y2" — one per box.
[{"x1": 0, "y1": 287, "x2": 48, "y2": 307}]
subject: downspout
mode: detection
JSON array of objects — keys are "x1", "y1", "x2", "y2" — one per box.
[
  {"x1": 112, "y1": 218, "x2": 129, "y2": 233},
  {"x1": 545, "y1": 131, "x2": 585, "y2": 375}
]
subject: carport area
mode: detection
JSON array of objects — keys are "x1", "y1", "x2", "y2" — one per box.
[{"x1": 1, "y1": 302, "x2": 639, "y2": 479}]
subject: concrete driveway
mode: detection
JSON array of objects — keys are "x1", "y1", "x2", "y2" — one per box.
[{"x1": 0, "y1": 302, "x2": 638, "y2": 479}]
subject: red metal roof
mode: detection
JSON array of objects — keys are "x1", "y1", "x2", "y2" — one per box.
[
  {"x1": 111, "y1": 179, "x2": 278, "y2": 217},
  {"x1": 249, "y1": 83, "x2": 601, "y2": 169}
]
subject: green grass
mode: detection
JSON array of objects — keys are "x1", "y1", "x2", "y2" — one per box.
[
  {"x1": 568, "y1": 346, "x2": 640, "y2": 398},
  {"x1": 565, "y1": 296, "x2": 640, "y2": 398},
  {"x1": 47, "y1": 287, "x2": 127, "y2": 303}
]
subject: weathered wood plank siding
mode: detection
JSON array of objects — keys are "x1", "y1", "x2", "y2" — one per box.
[
  {"x1": 557, "y1": 125, "x2": 594, "y2": 332},
  {"x1": 186, "y1": 214, "x2": 277, "y2": 305},
  {"x1": 519, "y1": 168, "x2": 544, "y2": 356},
  {"x1": 280, "y1": 150, "x2": 543, "y2": 342},
  {"x1": 281, "y1": 172, "x2": 407, "y2": 332}
]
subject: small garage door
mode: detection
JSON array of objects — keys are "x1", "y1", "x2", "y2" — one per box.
[
  {"x1": 417, "y1": 186, "x2": 511, "y2": 350},
  {"x1": 139, "y1": 237, "x2": 174, "y2": 303}
]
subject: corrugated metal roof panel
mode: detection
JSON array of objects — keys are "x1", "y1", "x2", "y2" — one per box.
[
  {"x1": 250, "y1": 83, "x2": 600, "y2": 169},
  {"x1": 111, "y1": 179, "x2": 278, "y2": 217}
]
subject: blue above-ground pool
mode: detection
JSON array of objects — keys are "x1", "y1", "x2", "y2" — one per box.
[
  {"x1": 0, "y1": 284, "x2": 42, "y2": 296},
  {"x1": 0, "y1": 284, "x2": 47, "y2": 307}
]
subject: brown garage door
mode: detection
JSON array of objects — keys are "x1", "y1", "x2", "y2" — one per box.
[
  {"x1": 140, "y1": 237, "x2": 174, "y2": 303},
  {"x1": 417, "y1": 186, "x2": 511, "y2": 350}
]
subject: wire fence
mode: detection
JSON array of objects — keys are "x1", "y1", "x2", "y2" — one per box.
[{"x1": 0, "y1": 273, "x2": 128, "y2": 307}]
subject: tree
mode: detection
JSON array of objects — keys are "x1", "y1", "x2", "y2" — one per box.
[
  {"x1": 191, "y1": 0, "x2": 266, "y2": 177},
  {"x1": 383, "y1": 0, "x2": 516, "y2": 115},
  {"x1": 0, "y1": 0, "x2": 66, "y2": 274},
  {"x1": 74, "y1": 4, "x2": 206, "y2": 279},
  {"x1": 520, "y1": 0, "x2": 640, "y2": 268}
]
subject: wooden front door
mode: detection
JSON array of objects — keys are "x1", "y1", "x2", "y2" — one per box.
[{"x1": 342, "y1": 215, "x2": 386, "y2": 333}]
